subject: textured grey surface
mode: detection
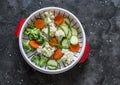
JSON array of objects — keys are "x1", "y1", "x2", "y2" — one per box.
[{"x1": 0, "y1": 0, "x2": 120, "y2": 85}]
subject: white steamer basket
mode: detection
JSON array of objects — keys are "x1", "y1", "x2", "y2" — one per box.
[{"x1": 19, "y1": 7, "x2": 86, "y2": 74}]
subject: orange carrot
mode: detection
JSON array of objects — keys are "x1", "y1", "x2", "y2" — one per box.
[
  {"x1": 53, "y1": 49, "x2": 62, "y2": 60},
  {"x1": 29, "y1": 40, "x2": 40, "y2": 48},
  {"x1": 69, "y1": 44, "x2": 80, "y2": 52},
  {"x1": 49, "y1": 38, "x2": 58, "y2": 47},
  {"x1": 34, "y1": 19, "x2": 44, "y2": 29},
  {"x1": 54, "y1": 15, "x2": 64, "y2": 25}
]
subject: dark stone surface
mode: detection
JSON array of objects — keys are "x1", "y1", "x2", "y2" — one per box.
[{"x1": 0, "y1": 0, "x2": 120, "y2": 85}]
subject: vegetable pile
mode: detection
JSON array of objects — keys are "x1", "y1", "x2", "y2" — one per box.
[{"x1": 23, "y1": 11, "x2": 81, "y2": 70}]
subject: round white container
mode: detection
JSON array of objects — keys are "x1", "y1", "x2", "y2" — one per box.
[{"x1": 19, "y1": 7, "x2": 86, "y2": 74}]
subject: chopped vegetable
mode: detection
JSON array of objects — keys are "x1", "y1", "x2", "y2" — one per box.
[
  {"x1": 71, "y1": 27, "x2": 78, "y2": 36},
  {"x1": 56, "y1": 36, "x2": 63, "y2": 43},
  {"x1": 61, "y1": 49, "x2": 74, "y2": 66},
  {"x1": 24, "y1": 26, "x2": 45, "y2": 44},
  {"x1": 31, "y1": 55, "x2": 40, "y2": 65},
  {"x1": 54, "y1": 15, "x2": 64, "y2": 25},
  {"x1": 29, "y1": 28, "x2": 40, "y2": 39},
  {"x1": 24, "y1": 27, "x2": 40, "y2": 40},
  {"x1": 47, "y1": 25, "x2": 50, "y2": 39},
  {"x1": 24, "y1": 22, "x2": 34, "y2": 35},
  {"x1": 24, "y1": 28, "x2": 32, "y2": 36},
  {"x1": 47, "y1": 66, "x2": 57, "y2": 70},
  {"x1": 37, "y1": 42, "x2": 56, "y2": 57},
  {"x1": 69, "y1": 44, "x2": 80, "y2": 52},
  {"x1": 49, "y1": 41, "x2": 67, "y2": 49},
  {"x1": 34, "y1": 19, "x2": 45, "y2": 29},
  {"x1": 36, "y1": 36, "x2": 44, "y2": 44},
  {"x1": 55, "y1": 29, "x2": 65, "y2": 43},
  {"x1": 70, "y1": 36, "x2": 79, "y2": 45},
  {"x1": 60, "y1": 23, "x2": 69, "y2": 36},
  {"x1": 49, "y1": 38, "x2": 58, "y2": 47},
  {"x1": 39, "y1": 56, "x2": 48, "y2": 67},
  {"x1": 47, "y1": 59, "x2": 58, "y2": 70},
  {"x1": 23, "y1": 40, "x2": 34, "y2": 53},
  {"x1": 27, "y1": 22, "x2": 34, "y2": 28},
  {"x1": 53, "y1": 49, "x2": 62, "y2": 60},
  {"x1": 29, "y1": 40, "x2": 40, "y2": 49},
  {"x1": 64, "y1": 18, "x2": 70, "y2": 25},
  {"x1": 31, "y1": 55, "x2": 48, "y2": 67},
  {"x1": 62, "y1": 39, "x2": 70, "y2": 48}
]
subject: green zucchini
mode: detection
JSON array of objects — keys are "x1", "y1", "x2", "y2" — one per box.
[
  {"x1": 64, "y1": 18, "x2": 70, "y2": 25},
  {"x1": 71, "y1": 27, "x2": 78, "y2": 36},
  {"x1": 60, "y1": 23, "x2": 69, "y2": 36},
  {"x1": 67, "y1": 30, "x2": 72, "y2": 39},
  {"x1": 56, "y1": 36, "x2": 63, "y2": 43},
  {"x1": 47, "y1": 59, "x2": 58, "y2": 70},
  {"x1": 62, "y1": 39, "x2": 70, "y2": 48},
  {"x1": 47, "y1": 66, "x2": 57, "y2": 70},
  {"x1": 70, "y1": 36, "x2": 79, "y2": 45}
]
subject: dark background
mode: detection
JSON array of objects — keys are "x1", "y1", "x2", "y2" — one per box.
[{"x1": 0, "y1": 0, "x2": 120, "y2": 85}]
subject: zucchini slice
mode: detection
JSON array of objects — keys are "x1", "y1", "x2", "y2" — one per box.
[
  {"x1": 60, "y1": 23, "x2": 69, "y2": 36},
  {"x1": 64, "y1": 18, "x2": 70, "y2": 25},
  {"x1": 56, "y1": 36, "x2": 63, "y2": 43},
  {"x1": 47, "y1": 59, "x2": 58, "y2": 70},
  {"x1": 71, "y1": 27, "x2": 78, "y2": 36},
  {"x1": 67, "y1": 29, "x2": 72, "y2": 39},
  {"x1": 70, "y1": 36, "x2": 79, "y2": 45},
  {"x1": 47, "y1": 66, "x2": 57, "y2": 70},
  {"x1": 62, "y1": 39, "x2": 70, "y2": 48}
]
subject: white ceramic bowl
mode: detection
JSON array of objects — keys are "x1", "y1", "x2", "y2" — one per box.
[{"x1": 19, "y1": 7, "x2": 86, "y2": 74}]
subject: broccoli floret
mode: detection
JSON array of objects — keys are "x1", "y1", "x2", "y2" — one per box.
[
  {"x1": 31, "y1": 55, "x2": 48, "y2": 67},
  {"x1": 31, "y1": 55, "x2": 40, "y2": 65},
  {"x1": 38, "y1": 56, "x2": 48, "y2": 67},
  {"x1": 36, "y1": 36, "x2": 44, "y2": 44},
  {"x1": 24, "y1": 27, "x2": 32, "y2": 36},
  {"x1": 30, "y1": 28, "x2": 40, "y2": 39},
  {"x1": 27, "y1": 22, "x2": 34, "y2": 28},
  {"x1": 24, "y1": 23, "x2": 45, "y2": 44},
  {"x1": 24, "y1": 27, "x2": 41, "y2": 39},
  {"x1": 23, "y1": 40, "x2": 34, "y2": 53},
  {"x1": 24, "y1": 21, "x2": 40, "y2": 37}
]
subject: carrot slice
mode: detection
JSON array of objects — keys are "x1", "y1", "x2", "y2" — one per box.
[
  {"x1": 49, "y1": 38, "x2": 58, "y2": 47},
  {"x1": 34, "y1": 19, "x2": 44, "y2": 29},
  {"x1": 69, "y1": 44, "x2": 80, "y2": 52},
  {"x1": 29, "y1": 40, "x2": 40, "y2": 48},
  {"x1": 54, "y1": 15, "x2": 64, "y2": 25},
  {"x1": 53, "y1": 49, "x2": 62, "y2": 60}
]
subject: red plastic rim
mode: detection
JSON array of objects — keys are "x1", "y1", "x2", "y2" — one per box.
[{"x1": 15, "y1": 18, "x2": 26, "y2": 38}]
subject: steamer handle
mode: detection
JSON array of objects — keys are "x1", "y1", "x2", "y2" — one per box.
[
  {"x1": 15, "y1": 18, "x2": 90, "y2": 63},
  {"x1": 15, "y1": 18, "x2": 26, "y2": 38},
  {"x1": 78, "y1": 42, "x2": 90, "y2": 64}
]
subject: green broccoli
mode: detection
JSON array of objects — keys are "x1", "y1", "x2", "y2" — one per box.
[
  {"x1": 29, "y1": 28, "x2": 40, "y2": 39},
  {"x1": 23, "y1": 40, "x2": 34, "y2": 53},
  {"x1": 27, "y1": 22, "x2": 34, "y2": 28},
  {"x1": 31, "y1": 55, "x2": 48, "y2": 67},
  {"x1": 39, "y1": 56, "x2": 48, "y2": 67},
  {"x1": 31, "y1": 55, "x2": 40, "y2": 65},
  {"x1": 36, "y1": 36, "x2": 44, "y2": 44},
  {"x1": 24, "y1": 22, "x2": 35, "y2": 36},
  {"x1": 24, "y1": 23, "x2": 45, "y2": 44},
  {"x1": 24, "y1": 28, "x2": 32, "y2": 36}
]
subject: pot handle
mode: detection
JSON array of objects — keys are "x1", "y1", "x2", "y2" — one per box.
[
  {"x1": 15, "y1": 18, "x2": 26, "y2": 38},
  {"x1": 15, "y1": 18, "x2": 90, "y2": 63},
  {"x1": 78, "y1": 42, "x2": 90, "y2": 64}
]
